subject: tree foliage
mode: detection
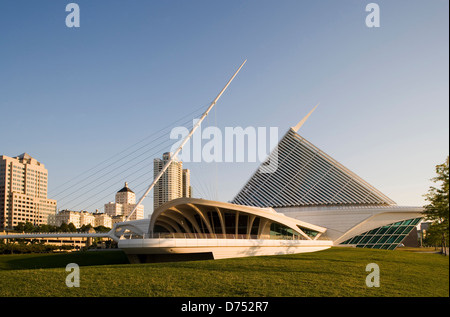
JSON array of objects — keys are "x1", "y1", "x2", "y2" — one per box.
[
  {"x1": 423, "y1": 156, "x2": 449, "y2": 254},
  {"x1": 13, "y1": 221, "x2": 109, "y2": 233},
  {"x1": 4, "y1": 222, "x2": 113, "y2": 254},
  {"x1": 0, "y1": 240, "x2": 74, "y2": 254}
]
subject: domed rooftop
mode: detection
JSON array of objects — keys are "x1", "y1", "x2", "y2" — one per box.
[{"x1": 118, "y1": 182, "x2": 134, "y2": 194}]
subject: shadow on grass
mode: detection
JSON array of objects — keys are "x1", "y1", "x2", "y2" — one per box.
[{"x1": 0, "y1": 250, "x2": 129, "y2": 270}]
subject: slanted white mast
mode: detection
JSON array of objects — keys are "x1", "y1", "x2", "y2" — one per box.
[{"x1": 125, "y1": 60, "x2": 247, "y2": 221}]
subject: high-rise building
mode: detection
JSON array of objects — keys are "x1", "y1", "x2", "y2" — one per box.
[
  {"x1": 0, "y1": 153, "x2": 57, "y2": 230},
  {"x1": 182, "y1": 168, "x2": 192, "y2": 199},
  {"x1": 104, "y1": 182, "x2": 144, "y2": 221},
  {"x1": 153, "y1": 152, "x2": 192, "y2": 211}
]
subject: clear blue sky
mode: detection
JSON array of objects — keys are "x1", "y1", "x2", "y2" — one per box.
[{"x1": 1, "y1": 0, "x2": 448, "y2": 216}]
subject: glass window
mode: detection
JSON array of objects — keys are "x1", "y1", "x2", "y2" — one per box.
[
  {"x1": 297, "y1": 225, "x2": 319, "y2": 238},
  {"x1": 386, "y1": 226, "x2": 399, "y2": 234},
  {"x1": 351, "y1": 235, "x2": 365, "y2": 245},
  {"x1": 402, "y1": 219, "x2": 413, "y2": 226},
  {"x1": 224, "y1": 212, "x2": 236, "y2": 235},
  {"x1": 411, "y1": 218, "x2": 422, "y2": 226},
  {"x1": 208, "y1": 211, "x2": 222, "y2": 234},
  {"x1": 339, "y1": 217, "x2": 424, "y2": 249},
  {"x1": 386, "y1": 235, "x2": 399, "y2": 244},
  {"x1": 367, "y1": 228, "x2": 380, "y2": 235},
  {"x1": 377, "y1": 226, "x2": 390, "y2": 234},
  {"x1": 250, "y1": 217, "x2": 260, "y2": 236},
  {"x1": 360, "y1": 235, "x2": 372, "y2": 244},
  {"x1": 237, "y1": 214, "x2": 248, "y2": 235},
  {"x1": 395, "y1": 226, "x2": 409, "y2": 235},
  {"x1": 270, "y1": 222, "x2": 300, "y2": 239},
  {"x1": 368, "y1": 235, "x2": 382, "y2": 244}
]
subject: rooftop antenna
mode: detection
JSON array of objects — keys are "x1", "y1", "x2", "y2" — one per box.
[{"x1": 125, "y1": 60, "x2": 247, "y2": 221}]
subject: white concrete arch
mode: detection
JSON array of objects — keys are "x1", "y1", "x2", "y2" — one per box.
[{"x1": 148, "y1": 198, "x2": 328, "y2": 240}]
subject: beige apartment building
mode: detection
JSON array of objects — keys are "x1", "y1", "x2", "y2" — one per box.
[
  {"x1": 0, "y1": 153, "x2": 57, "y2": 230},
  {"x1": 93, "y1": 210, "x2": 113, "y2": 228},
  {"x1": 153, "y1": 152, "x2": 192, "y2": 211},
  {"x1": 104, "y1": 182, "x2": 144, "y2": 221},
  {"x1": 52, "y1": 209, "x2": 112, "y2": 229}
]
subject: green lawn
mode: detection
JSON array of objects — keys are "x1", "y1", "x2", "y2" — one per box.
[{"x1": 0, "y1": 247, "x2": 447, "y2": 297}]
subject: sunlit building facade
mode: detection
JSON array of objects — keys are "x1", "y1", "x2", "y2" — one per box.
[
  {"x1": 104, "y1": 182, "x2": 144, "y2": 221},
  {"x1": 153, "y1": 152, "x2": 192, "y2": 211},
  {"x1": 232, "y1": 123, "x2": 423, "y2": 250},
  {"x1": 0, "y1": 153, "x2": 57, "y2": 230}
]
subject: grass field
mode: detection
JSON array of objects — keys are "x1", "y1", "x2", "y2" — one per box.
[{"x1": 0, "y1": 247, "x2": 447, "y2": 297}]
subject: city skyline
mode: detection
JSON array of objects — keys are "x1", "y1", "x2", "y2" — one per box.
[{"x1": 0, "y1": 1, "x2": 448, "y2": 217}]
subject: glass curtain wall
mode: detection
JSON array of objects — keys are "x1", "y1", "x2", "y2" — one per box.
[{"x1": 340, "y1": 218, "x2": 422, "y2": 250}]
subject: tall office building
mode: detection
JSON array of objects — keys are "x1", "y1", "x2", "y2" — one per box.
[
  {"x1": 153, "y1": 152, "x2": 192, "y2": 211},
  {"x1": 0, "y1": 153, "x2": 57, "y2": 230},
  {"x1": 104, "y1": 182, "x2": 144, "y2": 221}
]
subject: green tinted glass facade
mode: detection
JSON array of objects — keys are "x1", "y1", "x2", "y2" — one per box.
[{"x1": 340, "y1": 218, "x2": 422, "y2": 250}]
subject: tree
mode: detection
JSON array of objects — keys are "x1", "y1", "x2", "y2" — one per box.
[
  {"x1": 59, "y1": 223, "x2": 69, "y2": 232},
  {"x1": 423, "y1": 156, "x2": 449, "y2": 255},
  {"x1": 67, "y1": 223, "x2": 77, "y2": 232},
  {"x1": 94, "y1": 225, "x2": 111, "y2": 233},
  {"x1": 23, "y1": 222, "x2": 34, "y2": 233},
  {"x1": 79, "y1": 224, "x2": 93, "y2": 232},
  {"x1": 14, "y1": 222, "x2": 25, "y2": 232}
]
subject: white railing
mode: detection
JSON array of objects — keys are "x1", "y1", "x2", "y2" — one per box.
[
  {"x1": 2, "y1": 231, "x2": 80, "y2": 235},
  {"x1": 123, "y1": 232, "x2": 309, "y2": 241},
  {"x1": 0, "y1": 231, "x2": 110, "y2": 239}
]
